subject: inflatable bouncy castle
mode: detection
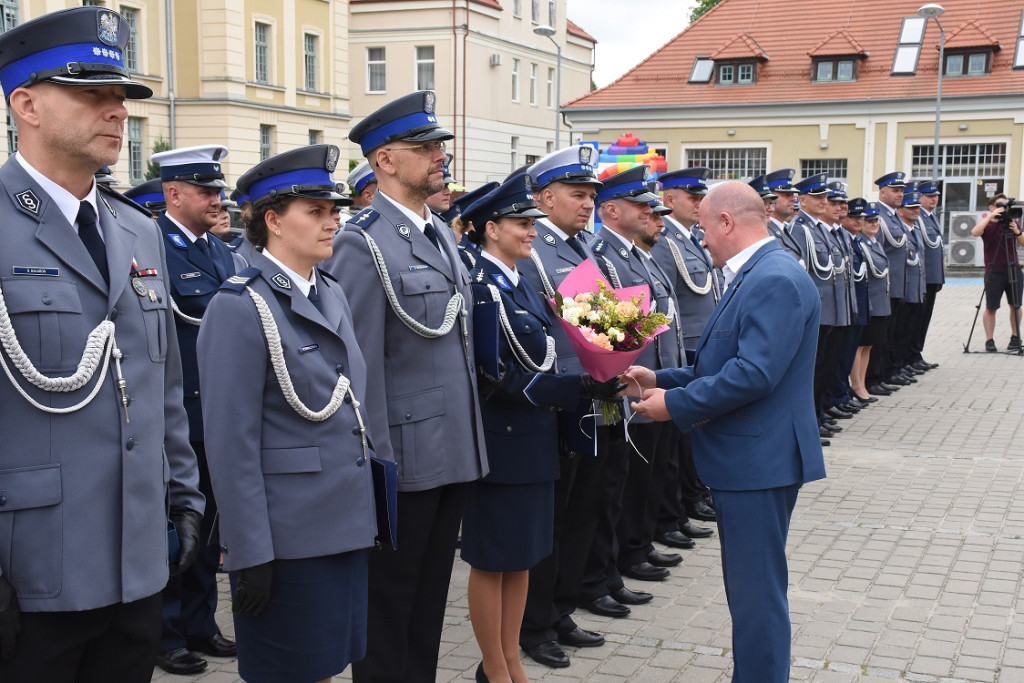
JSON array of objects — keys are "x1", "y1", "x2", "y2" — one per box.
[{"x1": 581, "y1": 133, "x2": 668, "y2": 232}]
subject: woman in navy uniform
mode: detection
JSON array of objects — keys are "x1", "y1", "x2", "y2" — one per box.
[
  {"x1": 197, "y1": 144, "x2": 383, "y2": 683},
  {"x1": 460, "y1": 173, "x2": 619, "y2": 683},
  {"x1": 855, "y1": 202, "x2": 892, "y2": 399}
]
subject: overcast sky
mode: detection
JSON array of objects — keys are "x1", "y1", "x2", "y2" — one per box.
[{"x1": 566, "y1": 0, "x2": 698, "y2": 88}]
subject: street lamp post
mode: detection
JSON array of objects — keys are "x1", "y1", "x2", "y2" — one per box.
[
  {"x1": 533, "y1": 24, "x2": 562, "y2": 148},
  {"x1": 919, "y1": 3, "x2": 945, "y2": 182}
]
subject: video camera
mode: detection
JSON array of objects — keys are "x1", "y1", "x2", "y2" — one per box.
[{"x1": 995, "y1": 198, "x2": 1024, "y2": 232}]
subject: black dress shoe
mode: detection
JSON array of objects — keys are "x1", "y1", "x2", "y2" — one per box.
[
  {"x1": 819, "y1": 425, "x2": 833, "y2": 438},
  {"x1": 610, "y1": 585, "x2": 653, "y2": 605},
  {"x1": 622, "y1": 561, "x2": 670, "y2": 581},
  {"x1": 579, "y1": 595, "x2": 631, "y2": 617},
  {"x1": 187, "y1": 633, "x2": 237, "y2": 658},
  {"x1": 558, "y1": 626, "x2": 605, "y2": 648},
  {"x1": 476, "y1": 661, "x2": 490, "y2": 682},
  {"x1": 896, "y1": 372, "x2": 917, "y2": 383},
  {"x1": 524, "y1": 641, "x2": 570, "y2": 668},
  {"x1": 867, "y1": 384, "x2": 892, "y2": 396},
  {"x1": 680, "y1": 521, "x2": 714, "y2": 538},
  {"x1": 825, "y1": 407, "x2": 852, "y2": 420},
  {"x1": 911, "y1": 361, "x2": 931, "y2": 372},
  {"x1": 686, "y1": 500, "x2": 717, "y2": 522},
  {"x1": 853, "y1": 395, "x2": 878, "y2": 405},
  {"x1": 647, "y1": 549, "x2": 682, "y2": 567},
  {"x1": 821, "y1": 438, "x2": 831, "y2": 446},
  {"x1": 886, "y1": 374, "x2": 911, "y2": 386},
  {"x1": 839, "y1": 401, "x2": 861, "y2": 412},
  {"x1": 655, "y1": 530, "x2": 695, "y2": 549},
  {"x1": 155, "y1": 648, "x2": 208, "y2": 675}
]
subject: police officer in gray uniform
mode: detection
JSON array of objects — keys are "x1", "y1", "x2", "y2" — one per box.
[
  {"x1": 324, "y1": 91, "x2": 488, "y2": 683},
  {"x1": 517, "y1": 146, "x2": 610, "y2": 668},
  {"x1": 754, "y1": 171, "x2": 804, "y2": 261},
  {"x1": 871, "y1": 171, "x2": 914, "y2": 387},
  {"x1": 0, "y1": 8, "x2": 203, "y2": 681},
  {"x1": 895, "y1": 189, "x2": 927, "y2": 376},
  {"x1": 910, "y1": 180, "x2": 944, "y2": 371},
  {"x1": 151, "y1": 145, "x2": 238, "y2": 675}
]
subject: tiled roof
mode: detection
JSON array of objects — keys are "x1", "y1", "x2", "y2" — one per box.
[
  {"x1": 567, "y1": 18, "x2": 597, "y2": 44},
  {"x1": 711, "y1": 33, "x2": 768, "y2": 61},
  {"x1": 565, "y1": 0, "x2": 1023, "y2": 110},
  {"x1": 351, "y1": 0, "x2": 502, "y2": 8}
]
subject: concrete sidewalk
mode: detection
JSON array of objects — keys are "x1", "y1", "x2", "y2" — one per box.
[{"x1": 155, "y1": 276, "x2": 1024, "y2": 683}]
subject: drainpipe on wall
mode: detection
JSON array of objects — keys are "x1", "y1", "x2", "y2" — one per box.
[{"x1": 165, "y1": 0, "x2": 175, "y2": 147}]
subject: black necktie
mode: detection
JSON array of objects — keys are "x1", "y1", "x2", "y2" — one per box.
[
  {"x1": 77, "y1": 201, "x2": 108, "y2": 285},
  {"x1": 423, "y1": 222, "x2": 442, "y2": 252},
  {"x1": 307, "y1": 284, "x2": 323, "y2": 314},
  {"x1": 196, "y1": 238, "x2": 227, "y2": 280},
  {"x1": 567, "y1": 234, "x2": 588, "y2": 260}
]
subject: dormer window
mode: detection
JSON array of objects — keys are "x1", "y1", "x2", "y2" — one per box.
[
  {"x1": 944, "y1": 50, "x2": 991, "y2": 76},
  {"x1": 718, "y1": 61, "x2": 756, "y2": 86},
  {"x1": 813, "y1": 58, "x2": 857, "y2": 82}
]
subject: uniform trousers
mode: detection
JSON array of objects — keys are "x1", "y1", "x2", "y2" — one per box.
[
  {"x1": 655, "y1": 432, "x2": 701, "y2": 535},
  {"x1": 160, "y1": 441, "x2": 221, "y2": 652},
  {"x1": 884, "y1": 298, "x2": 907, "y2": 377},
  {"x1": 908, "y1": 283, "x2": 941, "y2": 363},
  {"x1": 617, "y1": 424, "x2": 676, "y2": 568},
  {"x1": 813, "y1": 325, "x2": 837, "y2": 417},
  {"x1": 352, "y1": 483, "x2": 466, "y2": 683},
  {"x1": 713, "y1": 484, "x2": 800, "y2": 683},
  {"x1": 0, "y1": 592, "x2": 161, "y2": 683},
  {"x1": 897, "y1": 302, "x2": 925, "y2": 368},
  {"x1": 829, "y1": 325, "x2": 861, "y2": 407}
]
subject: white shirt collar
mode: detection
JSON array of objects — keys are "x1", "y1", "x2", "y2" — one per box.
[
  {"x1": 377, "y1": 189, "x2": 431, "y2": 233},
  {"x1": 165, "y1": 213, "x2": 208, "y2": 244},
  {"x1": 601, "y1": 226, "x2": 634, "y2": 252},
  {"x1": 536, "y1": 217, "x2": 570, "y2": 242},
  {"x1": 15, "y1": 153, "x2": 100, "y2": 237},
  {"x1": 722, "y1": 237, "x2": 773, "y2": 292},
  {"x1": 479, "y1": 250, "x2": 519, "y2": 287},
  {"x1": 664, "y1": 215, "x2": 693, "y2": 239},
  {"x1": 262, "y1": 248, "x2": 315, "y2": 297}
]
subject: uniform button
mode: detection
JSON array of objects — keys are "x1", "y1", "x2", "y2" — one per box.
[
  {"x1": 157, "y1": 295, "x2": 163, "y2": 303},
  {"x1": 425, "y1": 284, "x2": 432, "y2": 290},
  {"x1": 506, "y1": 426, "x2": 513, "y2": 433},
  {"x1": 126, "y1": 437, "x2": 135, "y2": 451},
  {"x1": 124, "y1": 395, "x2": 132, "y2": 406},
  {"x1": 193, "y1": 391, "x2": 200, "y2": 397},
  {"x1": 335, "y1": 363, "x2": 345, "y2": 373},
  {"x1": 109, "y1": 307, "x2": 118, "y2": 321},
  {"x1": 356, "y1": 457, "x2": 366, "y2": 466},
  {"x1": 344, "y1": 394, "x2": 352, "y2": 404},
  {"x1": 194, "y1": 289, "x2": 201, "y2": 294},
  {"x1": 352, "y1": 426, "x2": 361, "y2": 436},
  {"x1": 405, "y1": 411, "x2": 412, "y2": 420},
  {"x1": 0, "y1": 495, "x2": 6, "y2": 506},
  {"x1": 42, "y1": 296, "x2": 52, "y2": 305},
  {"x1": 524, "y1": 324, "x2": 531, "y2": 331}
]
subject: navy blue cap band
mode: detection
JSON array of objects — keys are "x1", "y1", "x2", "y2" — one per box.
[
  {"x1": 358, "y1": 111, "x2": 440, "y2": 154},
  {"x1": 353, "y1": 173, "x2": 376, "y2": 194},
  {"x1": 160, "y1": 162, "x2": 225, "y2": 183},
  {"x1": 0, "y1": 41, "x2": 125, "y2": 94},
  {"x1": 130, "y1": 191, "x2": 164, "y2": 206},
  {"x1": 249, "y1": 168, "x2": 334, "y2": 202},
  {"x1": 535, "y1": 165, "x2": 597, "y2": 188}
]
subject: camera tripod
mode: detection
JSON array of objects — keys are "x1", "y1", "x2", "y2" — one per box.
[{"x1": 963, "y1": 229, "x2": 1024, "y2": 355}]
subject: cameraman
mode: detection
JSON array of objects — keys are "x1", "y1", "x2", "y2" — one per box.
[{"x1": 971, "y1": 193, "x2": 1024, "y2": 352}]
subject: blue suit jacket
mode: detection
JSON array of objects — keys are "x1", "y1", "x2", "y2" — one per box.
[{"x1": 656, "y1": 241, "x2": 826, "y2": 491}]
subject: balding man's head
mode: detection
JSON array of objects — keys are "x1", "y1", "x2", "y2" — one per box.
[{"x1": 697, "y1": 181, "x2": 769, "y2": 267}]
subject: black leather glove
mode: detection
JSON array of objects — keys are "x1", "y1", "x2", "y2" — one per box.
[
  {"x1": 168, "y1": 507, "x2": 203, "y2": 576},
  {"x1": 579, "y1": 374, "x2": 627, "y2": 399},
  {"x1": 0, "y1": 574, "x2": 21, "y2": 660},
  {"x1": 233, "y1": 562, "x2": 273, "y2": 618}
]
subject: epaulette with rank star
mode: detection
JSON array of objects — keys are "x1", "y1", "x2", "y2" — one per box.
[
  {"x1": 219, "y1": 267, "x2": 261, "y2": 293},
  {"x1": 472, "y1": 269, "x2": 485, "y2": 283},
  {"x1": 347, "y1": 207, "x2": 380, "y2": 229},
  {"x1": 592, "y1": 239, "x2": 607, "y2": 255}
]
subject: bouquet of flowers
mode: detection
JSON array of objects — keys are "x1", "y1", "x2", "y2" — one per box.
[{"x1": 551, "y1": 260, "x2": 670, "y2": 423}]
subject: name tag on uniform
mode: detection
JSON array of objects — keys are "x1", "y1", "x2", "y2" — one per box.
[
  {"x1": 180, "y1": 272, "x2": 202, "y2": 280},
  {"x1": 513, "y1": 309, "x2": 529, "y2": 315},
  {"x1": 555, "y1": 266, "x2": 574, "y2": 274},
  {"x1": 299, "y1": 344, "x2": 320, "y2": 354},
  {"x1": 408, "y1": 264, "x2": 432, "y2": 271},
  {"x1": 13, "y1": 266, "x2": 58, "y2": 276},
  {"x1": 631, "y1": 278, "x2": 645, "y2": 285}
]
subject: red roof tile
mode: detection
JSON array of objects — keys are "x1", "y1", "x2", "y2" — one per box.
[
  {"x1": 808, "y1": 30, "x2": 868, "y2": 58},
  {"x1": 351, "y1": 0, "x2": 502, "y2": 8},
  {"x1": 711, "y1": 33, "x2": 768, "y2": 61},
  {"x1": 567, "y1": 18, "x2": 597, "y2": 44},
  {"x1": 565, "y1": 0, "x2": 1023, "y2": 111},
  {"x1": 945, "y1": 20, "x2": 1000, "y2": 50}
]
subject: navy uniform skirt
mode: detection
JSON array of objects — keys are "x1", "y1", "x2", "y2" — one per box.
[
  {"x1": 230, "y1": 551, "x2": 369, "y2": 683},
  {"x1": 460, "y1": 479, "x2": 555, "y2": 572}
]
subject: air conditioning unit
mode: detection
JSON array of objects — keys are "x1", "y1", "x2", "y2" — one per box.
[
  {"x1": 489, "y1": 53, "x2": 503, "y2": 67},
  {"x1": 947, "y1": 211, "x2": 984, "y2": 267}
]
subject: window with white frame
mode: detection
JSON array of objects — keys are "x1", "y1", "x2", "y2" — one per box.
[
  {"x1": 513, "y1": 0, "x2": 521, "y2": 17},
  {"x1": 254, "y1": 22, "x2": 270, "y2": 83},
  {"x1": 547, "y1": 67, "x2": 555, "y2": 107},
  {"x1": 686, "y1": 147, "x2": 766, "y2": 180},
  {"x1": 0, "y1": 0, "x2": 17, "y2": 33},
  {"x1": 259, "y1": 125, "x2": 273, "y2": 161},
  {"x1": 511, "y1": 58, "x2": 520, "y2": 101},
  {"x1": 6, "y1": 109, "x2": 17, "y2": 154},
  {"x1": 120, "y1": 6, "x2": 138, "y2": 71},
  {"x1": 416, "y1": 46, "x2": 435, "y2": 91},
  {"x1": 127, "y1": 117, "x2": 144, "y2": 183},
  {"x1": 800, "y1": 158, "x2": 848, "y2": 183},
  {"x1": 531, "y1": 0, "x2": 539, "y2": 23},
  {"x1": 303, "y1": 33, "x2": 318, "y2": 90},
  {"x1": 511, "y1": 136, "x2": 519, "y2": 170},
  {"x1": 548, "y1": 0, "x2": 555, "y2": 25},
  {"x1": 529, "y1": 63, "x2": 538, "y2": 105},
  {"x1": 367, "y1": 47, "x2": 386, "y2": 92},
  {"x1": 308, "y1": 129, "x2": 321, "y2": 145},
  {"x1": 911, "y1": 143, "x2": 1006, "y2": 178},
  {"x1": 943, "y1": 51, "x2": 991, "y2": 77}
]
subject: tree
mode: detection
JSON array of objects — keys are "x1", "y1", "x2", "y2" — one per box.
[
  {"x1": 144, "y1": 136, "x2": 172, "y2": 180},
  {"x1": 690, "y1": 0, "x2": 723, "y2": 23}
]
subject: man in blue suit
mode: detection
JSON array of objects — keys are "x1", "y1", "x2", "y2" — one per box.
[{"x1": 626, "y1": 181, "x2": 826, "y2": 683}]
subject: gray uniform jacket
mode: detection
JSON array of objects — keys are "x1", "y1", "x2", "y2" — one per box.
[
  {"x1": 651, "y1": 216, "x2": 718, "y2": 352},
  {"x1": 920, "y1": 211, "x2": 946, "y2": 286},
  {"x1": 903, "y1": 223, "x2": 926, "y2": 304},
  {"x1": 878, "y1": 204, "x2": 908, "y2": 299},
  {"x1": 829, "y1": 225, "x2": 854, "y2": 325},
  {"x1": 768, "y1": 217, "x2": 804, "y2": 263},
  {"x1": 325, "y1": 192, "x2": 488, "y2": 491},
  {"x1": 859, "y1": 236, "x2": 892, "y2": 317},
  {"x1": 197, "y1": 251, "x2": 378, "y2": 571},
  {"x1": 790, "y1": 211, "x2": 840, "y2": 326},
  {"x1": 0, "y1": 157, "x2": 203, "y2": 612}
]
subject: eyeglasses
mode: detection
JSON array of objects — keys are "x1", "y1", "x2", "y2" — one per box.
[{"x1": 384, "y1": 140, "x2": 447, "y2": 155}]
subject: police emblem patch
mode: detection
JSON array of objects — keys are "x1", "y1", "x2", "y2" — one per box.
[
  {"x1": 619, "y1": 248, "x2": 629, "y2": 259},
  {"x1": 397, "y1": 224, "x2": 411, "y2": 238},
  {"x1": 325, "y1": 146, "x2": 340, "y2": 172},
  {"x1": 676, "y1": 233, "x2": 684, "y2": 241},
  {"x1": 579, "y1": 146, "x2": 593, "y2": 165},
  {"x1": 168, "y1": 233, "x2": 188, "y2": 249},
  {"x1": 132, "y1": 277, "x2": 148, "y2": 297},
  {"x1": 491, "y1": 273, "x2": 512, "y2": 290},
  {"x1": 543, "y1": 234, "x2": 555, "y2": 245},
  {"x1": 424, "y1": 91, "x2": 436, "y2": 113},
  {"x1": 15, "y1": 190, "x2": 40, "y2": 214},
  {"x1": 97, "y1": 10, "x2": 120, "y2": 46},
  {"x1": 272, "y1": 273, "x2": 292, "y2": 290}
]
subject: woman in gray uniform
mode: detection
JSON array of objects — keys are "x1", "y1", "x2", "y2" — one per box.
[{"x1": 197, "y1": 144, "x2": 383, "y2": 683}]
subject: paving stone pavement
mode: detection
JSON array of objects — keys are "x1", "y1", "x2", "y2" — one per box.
[{"x1": 153, "y1": 276, "x2": 1024, "y2": 683}]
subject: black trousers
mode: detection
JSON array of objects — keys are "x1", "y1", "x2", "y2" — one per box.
[
  {"x1": 884, "y1": 298, "x2": 907, "y2": 377},
  {"x1": 352, "y1": 484, "x2": 467, "y2": 683},
  {"x1": 909, "y1": 283, "x2": 942, "y2": 363},
  {"x1": 160, "y1": 441, "x2": 222, "y2": 652},
  {"x1": 578, "y1": 425, "x2": 631, "y2": 601},
  {"x1": 813, "y1": 325, "x2": 837, "y2": 416},
  {"x1": 618, "y1": 425, "x2": 677, "y2": 567},
  {"x1": 655, "y1": 431, "x2": 703, "y2": 535},
  {"x1": 0, "y1": 593, "x2": 161, "y2": 683},
  {"x1": 897, "y1": 302, "x2": 925, "y2": 368}
]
